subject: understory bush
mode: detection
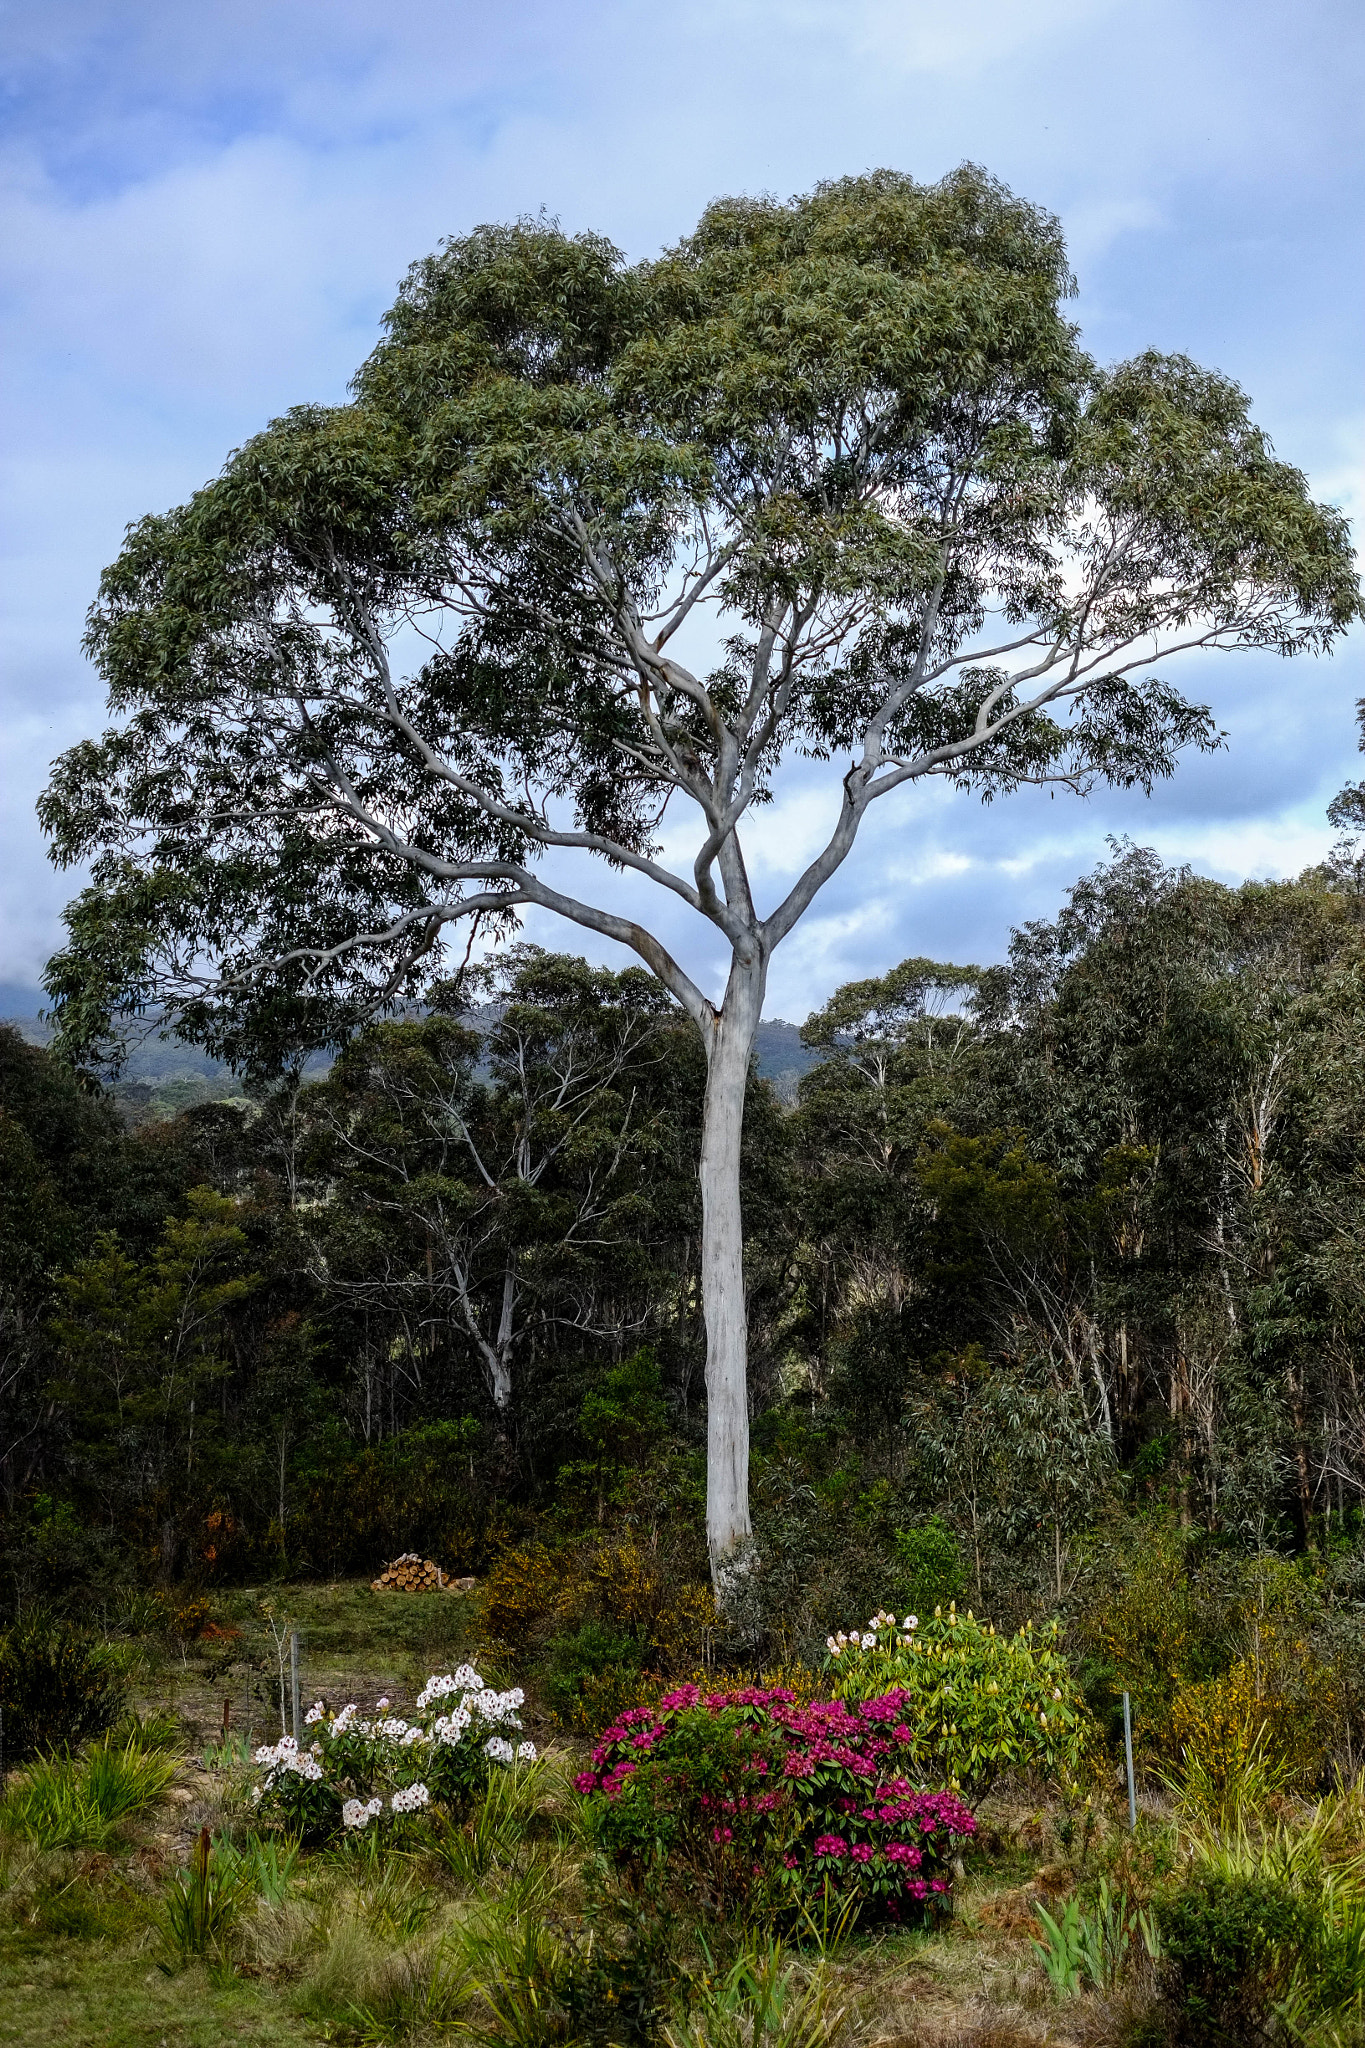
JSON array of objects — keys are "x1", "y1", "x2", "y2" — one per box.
[
  {"x1": 252, "y1": 1662, "x2": 536, "y2": 1842},
  {"x1": 576, "y1": 1682, "x2": 976, "y2": 1924},
  {"x1": 480, "y1": 1536, "x2": 717, "y2": 1729},
  {"x1": 0, "y1": 1609, "x2": 128, "y2": 1763},
  {"x1": 1156, "y1": 1866, "x2": 1305, "y2": 2043},
  {"x1": 1157, "y1": 1778, "x2": 1365, "y2": 2044},
  {"x1": 824, "y1": 1604, "x2": 1091, "y2": 1797},
  {"x1": 1169, "y1": 1619, "x2": 1342, "y2": 1795},
  {"x1": 1080, "y1": 1528, "x2": 1363, "y2": 1781}
]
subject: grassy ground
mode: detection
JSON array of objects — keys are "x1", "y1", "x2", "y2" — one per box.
[
  {"x1": 0, "y1": 1580, "x2": 1133, "y2": 2047},
  {"x1": 148, "y1": 1581, "x2": 490, "y2": 1752}
]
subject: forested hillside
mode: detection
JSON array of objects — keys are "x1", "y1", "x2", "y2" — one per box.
[{"x1": 6, "y1": 840, "x2": 1365, "y2": 1733}]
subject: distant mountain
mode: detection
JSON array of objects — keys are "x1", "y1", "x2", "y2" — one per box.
[
  {"x1": 0, "y1": 990, "x2": 246, "y2": 1123},
  {"x1": 2, "y1": 988, "x2": 823, "y2": 1114},
  {"x1": 753, "y1": 1018, "x2": 821, "y2": 1102}
]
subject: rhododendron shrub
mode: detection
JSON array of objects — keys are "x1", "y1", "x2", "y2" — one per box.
[
  {"x1": 253, "y1": 1664, "x2": 535, "y2": 1841},
  {"x1": 576, "y1": 1684, "x2": 975, "y2": 1921},
  {"x1": 824, "y1": 1605, "x2": 1091, "y2": 1798}
]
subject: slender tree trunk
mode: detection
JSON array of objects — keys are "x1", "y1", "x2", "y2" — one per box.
[
  {"x1": 699, "y1": 955, "x2": 765, "y2": 1587},
  {"x1": 1288, "y1": 1367, "x2": 1314, "y2": 1547}
]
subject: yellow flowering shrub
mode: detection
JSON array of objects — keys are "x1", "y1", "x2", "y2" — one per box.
[
  {"x1": 477, "y1": 1542, "x2": 563, "y2": 1662},
  {"x1": 1171, "y1": 1621, "x2": 1340, "y2": 1793},
  {"x1": 477, "y1": 1535, "x2": 719, "y2": 1728},
  {"x1": 583, "y1": 1540, "x2": 717, "y2": 1669},
  {"x1": 1084, "y1": 1522, "x2": 1198, "y2": 1750}
]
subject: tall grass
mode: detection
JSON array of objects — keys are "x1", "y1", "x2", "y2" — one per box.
[
  {"x1": 424, "y1": 1755, "x2": 575, "y2": 1887},
  {"x1": 1, "y1": 1735, "x2": 178, "y2": 1849},
  {"x1": 1174, "y1": 1773, "x2": 1365, "y2": 2041},
  {"x1": 113, "y1": 1707, "x2": 185, "y2": 1755},
  {"x1": 332, "y1": 1948, "x2": 472, "y2": 2045},
  {"x1": 1168, "y1": 1718, "x2": 1292, "y2": 1836},
  {"x1": 215, "y1": 1832, "x2": 301, "y2": 1906},
  {"x1": 662, "y1": 1941, "x2": 851, "y2": 2048},
  {"x1": 443, "y1": 1908, "x2": 575, "y2": 2048}
]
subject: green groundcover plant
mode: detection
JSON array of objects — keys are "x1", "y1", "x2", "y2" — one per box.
[
  {"x1": 576, "y1": 1683, "x2": 976, "y2": 1923},
  {"x1": 252, "y1": 1662, "x2": 535, "y2": 1841},
  {"x1": 825, "y1": 1603, "x2": 1091, "y2": 1797}
]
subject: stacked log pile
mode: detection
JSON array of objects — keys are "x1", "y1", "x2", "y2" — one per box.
[{"x1": 370, "y1": 1553, "x2": 449, "y2": 1593}]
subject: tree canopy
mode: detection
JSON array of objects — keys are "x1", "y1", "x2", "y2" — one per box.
[{"x1": 41, "y1": 164, "x2": 1358, "y2": 1070}]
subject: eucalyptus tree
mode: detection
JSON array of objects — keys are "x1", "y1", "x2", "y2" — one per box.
[
  {"x1": 40, "y1": 166, "x2": 1359, "y2": 1581},
  {"x1": 791, "y1": 958, "x2": 984, "y2": 1402},
  {"x1": 304, "y1": 950, "x2": 686, "y2": 1415}
]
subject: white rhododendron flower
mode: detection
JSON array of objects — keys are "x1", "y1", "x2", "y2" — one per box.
[
  {"x1": 416, "y1": 1666, "x2": 486, "y2": 1711},
  {"x1": 484, "y1": 1736, "x2": 515, "y2": 1764},
  {"x1": 390, "y1": 1782, "x2": 430, "y2": 1813},
  {"x1": 254, "y1": 1734, "x2": 325, "y2": 1782},
  {"x1": 304, "y1": 1701, "x2": 325, "y2": 1726},
  {"x1": 516, "y1": 1742, "x2": 537, "y2": 1762},
  {"x1": 342, "y1": 1796, "x2": 383, "y2": 1829},
  {"x1": 904, "y1": 1615, "x2": 918, "y2": 1629},
  {"x1": 431, "y1": 1709, "x2": 473, "y2": 1745}
]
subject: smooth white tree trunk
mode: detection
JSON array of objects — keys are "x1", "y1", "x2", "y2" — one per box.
[{"x1": 699, "y1": 955, "x2": 766, "y2": 1585}]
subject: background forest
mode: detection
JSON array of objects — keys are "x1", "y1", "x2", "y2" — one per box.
[{"x1": 10, "y1": 834, "x2": 1365, "y2": 1770}]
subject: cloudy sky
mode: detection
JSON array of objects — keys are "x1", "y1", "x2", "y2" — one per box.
[{"x1": 2, "y1": 0, "x2": 1363, "y2": 1020}]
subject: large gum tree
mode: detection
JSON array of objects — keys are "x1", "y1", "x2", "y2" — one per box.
[{"x1": 41, "y1": 167, "x2": 1360, "y2": 1586}]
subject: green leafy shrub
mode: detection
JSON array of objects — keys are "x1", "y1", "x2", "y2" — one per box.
[
  {"x1": 824, "y1": 1604, "x2": 1091, "y2": 1797},
  {"x1": 1162, "y1": 1778, "x2": 1365, "y2": 2040},
  {"x1": 576, "y1": 1683, "x2": 976, "y2": 1924},
  {"x1": 0, "y1": 1609, "x2": 127, "y2": 1762},
  {"x1": 545, "y1": 1618, "x2": 647, "y2": 1730},
  {"x1": 1156, "y1": 1867, "x2": 1305, "y2": 2043}
]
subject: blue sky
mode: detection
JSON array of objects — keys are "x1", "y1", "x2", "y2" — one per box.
[{"x1": 2, "y1": 0, "x2": 1363, "y2": 1020}]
